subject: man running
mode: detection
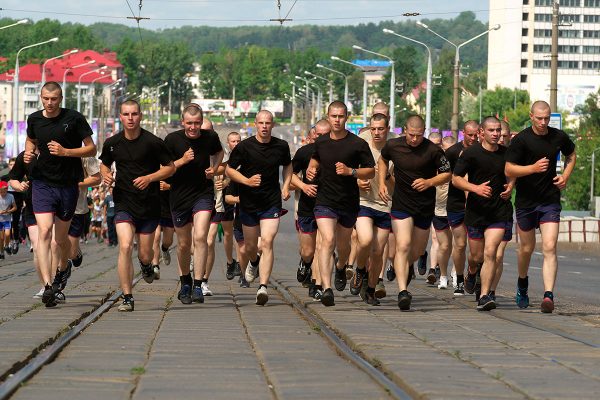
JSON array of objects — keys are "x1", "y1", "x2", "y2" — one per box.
[
  {"x1": 226, "y1": 110, "x2": 292, "y2": 305},
  {"x1": 379, "y1": 115, "x2": 451, "y2": 310},
  {"x1": 164, "y1": 104, "x2": 224, "y2": 304},
  {"x1": 453, "y1": 116, "x2": 514, "y2": 311},
  {"x1": 24, "y1": 81, "x2": 96, "y2": 307},
  {"x1": 505, "y1": 101, "x2": 576, "y2": 313},
  {"x1": 150, "y1": 181, "x2": 175, "y2": 280},
  {"x1": 100, "y1": 100, "x2": 175, "y2": 312},
  {"x1": 307, "y1": 101, "x2": 375, "y2": 307}
]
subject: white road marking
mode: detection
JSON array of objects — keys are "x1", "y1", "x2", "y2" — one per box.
[
  {"x1": 530, "y1": 266, "x2": 542, "y2": 270},
  {"x1": 584, "y1": 258, "x2": 592, "y2": 261},
  {"x1": 568, "y1": 271, "x2": 582, "y2": 275},
  {"x1": 534, "y1": 251, "x2": 543, "y2": 256},
  {"x1": 558, "y1": 255, "x2": 566, "y2": 259}
]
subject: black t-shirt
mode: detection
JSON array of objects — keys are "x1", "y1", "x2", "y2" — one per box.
[
  {"x1": 160, "y1": 190, "x2": 171, "y2": 219},
  {"x1": 99, "y1": 129, "x2": 173, "y2": 219},
  {"x1": 8, "y1": 152, "x2": 35, "y2": 213},
  {"x1": 164, "y1": 129, "x2": 222, "y2": 211},
  {"x1": 454, "y1": 143, "x2": 513, "y2": 226},
  {"x1": 225, "y1": 181, "x2": 242, "y2": 232},
  {"x1": 505, "y1": 126, "x2": 575, "y2": 209},
  {"x1": 312, "y1": 132, "x2": 375, "y2": 212},
  {"x1": 445, "y1": 141, "x2": 467, "y2": 212},
  {"x1": 26, "y1": 108, "x2": 93, "y2": 187},
  {"x1": 292, "y1": 142, "x2": 318, "y2": 218},
  {"x1": 380, "y1": 136, "x2": 451, "y2": 217},
  {"x1": 227, "y1": 136, "x2": 291, "y2": 213}
]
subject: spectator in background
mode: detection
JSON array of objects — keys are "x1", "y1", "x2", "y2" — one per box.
[{"x1": 0, "y1": 181, "x2": 16, "y2": 259}]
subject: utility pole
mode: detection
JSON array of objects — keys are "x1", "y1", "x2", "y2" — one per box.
[{"x1": 550, "y1": 0, "x2": 559, "y2": 111}]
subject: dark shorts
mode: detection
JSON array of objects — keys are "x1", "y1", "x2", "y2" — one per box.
[
  {"x1": 68, "y1": 213, "x2": 86, "y2": 238},
  {"x1": 447, "y1": 210, "x2": 465, "y2": 228},
  {"x1": 240, "y1": 206, "x2": 283, "y2": 227},
  {"x1": 171, "y1": 197, "x2": 214, "y2": 228},
  {"x1": 357, "y1": 205, "x2": 391, "y2": 230},
  {"x1": 516, "y1": 204, "x2": 561, "y2": 231},
  {"x1": 32, "y1": 180, "x2": 78, "y2": 221},
  {"x1": 211, "y1": 211, "x2": 225, "y2": 224},
  {"x1": 390, "y1": 210, "x2": 433, "y2": 230},
  {"x1": 159, "y1": 217, "x2": 174, "y2": 228},
  {"x1": 234, "y1": 226, "x2": 244, "y2": 243},
  {"x1": 23, "y1": 207, "x2": 37, "y2": 227},
  {"x1": 115, "y1": 211, "x2": 159, "y2": 234},
  {"x1": 222, "y1": 207, "x2": 234, "y2": 222},
  {"x1": 313, "y1": 205, "x2": 357, "y2": 229},
  {"x1": 92, "y1": 220, "x2": 102, "y2": 228},
  {"x1": 432, "y1": 216, "x2": 450, "y2": 231},
  {"x1": 0, "y1": 221, "x2": 11, "y2": 231},
  {"x1": 296, "y1": 215, "x2": 317, "y2": 234},
  {"x1": 467, "y1": 221, "x2": 513, "y2": 241}
]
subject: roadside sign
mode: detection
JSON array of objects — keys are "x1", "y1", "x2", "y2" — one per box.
[{"x1": 549, "y1": 113, "x2": 562, "y2": 130}]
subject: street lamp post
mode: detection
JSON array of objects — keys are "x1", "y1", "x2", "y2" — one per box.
[
  {"x1": 154, "y1": 82, "x2": 168, "y2": 135},
  {"x1": 12, "y1": 37, "x2": 59, "y2": 156},
  {"x1": 62, "y1": 60, "x2": 96, "y2": 108},
  {"x1": 289, "y1": 81, "x2": 297, "y2": 124},
  {"x1": 305, "y1": 71, "x2": 333, "y2": 105},
  {"x1": 78, "y1": 66, "x2": 108, "y2": 113},
  {"x1": 416, "y1": 21, "x2": 500, "y2": 136},
  {"x1": 41, "y1": 49, "x2": 79, "y2": 89},
  {"x1": 383, "y1": 28, "x2": 433, "y2": 135},
  {"x1": 295, "y1": 75, "x2": 314, "y2": 129},
  {"x1": 88, "y1": 75, "x2": 117, "y2": 123},
  {"x1": 331, "y1": 56, "x2": 367, "y2": 126},
  {"x1": 352, "y1": 45, "x2": 395, "y2": 131},
  {"x1": 0, "y1": 19, "x2": 28, "y2": 30},
  {"x1": 316, "y1": 63, "x2": 349, "y2": 106}
]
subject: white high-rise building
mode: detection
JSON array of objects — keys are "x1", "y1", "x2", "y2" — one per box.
[{"x1": 487, "y1": 0, "x2": 600, "y2": 114}]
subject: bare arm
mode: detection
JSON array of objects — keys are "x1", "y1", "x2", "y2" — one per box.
[
  {"x1": 554, "y1": 151, "x2": 576, "y2": 190},
  {"x1": 452, "y1": 174, "x2": 491, "y2": 198},
  {"x1": 24, "y1": 137, "x2": 37, "y2": 163},
  {"x1": 281, "y1": 163, "x2": 293, "y2": 200},
  {"x1": 225, "y1": 165, "x2": 261, "y2": 187},
  {"x1": 79, "y1": 172, "x2": 102, "y2": 189},
  {"x1": 378, "y1": 157, "x2": 391, "y2": 202},
  {"x1": 48, "y1": 136, "x2": 96, "y2": 158}
]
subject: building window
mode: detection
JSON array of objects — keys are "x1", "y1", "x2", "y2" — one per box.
[
  {"x1": 535, "y1": 14, "x2": 552, "y2": 22},
  {"x1": 559, "y1": 30, "x2": 580, "y2": 38},
  {"x1": 561, "y1": 0, "x2": 581, "y2": 6},
  {"x1": 24, "y1": 87, "x2": 36, "y2": 95},
  {"x1": 522, "y1": 43, "x2": 529, "y2": 51},
  {"x1": 535, "y1": 0, "x2": 552, "y2": 5},
  {"x1": 523, "y1": 0, "x2": 529, "y2": 5},
  {"x1": 562, "y1": 14, "x2": 581, "y2": 22},
  {"x1": 584, "y1": 0, "x2": 600, "y2": 7},
  {"x1": 559, "y1": 45, "x2": 580, "y2": 53},
  {"x1": 534, "y1": 44, "x2": 551, "y2": 52},
  {"x1": 533, "y1": 60, "x2": 551, "y2": 68},
  {"x1": 521, "y1": 74, "x2": 528, "y2": 82},
  {"x1": 583, "y1": 45, "x2": 600, "y2": 53},
  {"x1": 583, "y1": 14, "x2": 600, "y2": 22},
  {"x1": 534, "y1": 29, "x2": 552, "y2": 37},
  {"x1": 523, "y1": 12, "x2": 530, "y2": 20},
  {"x1": 584, "y1": 30, "x2": 600, "y2": 37},
  {"x1": 558, "y1": 60, "x2": 579, "y2": 68},
  {"x1": 24, "y1": 101, "x2": 37, "y2": 109},
  {"x1": 582, "y1": 61, "x2": 600, "y2": 69},
  {"x1": 522, "y1": 28, "x2": 529, "y2": 36},
  {"x1": 521, "y1": 59, "x2": 528, "y2": 67}
]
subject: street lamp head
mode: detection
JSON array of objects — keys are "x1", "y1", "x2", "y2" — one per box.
[
  {"x1": 416, "y1": 21, "x2": 428, "y2": 29},
  {"x1": 331, "y1": 56, "x2": 340, "y2": 61},
  {"x1": 382, "y1": 28, "x2": 393, "y2": 34},
  {"x1": 69, "y1": 49, "x2": 79, "y2": 54},
  {"x1": 17, "y1": 19, "x2": 30, "y2": 25},
  {"x1": 352, "y1": 45, "x2": 363, "y2": 50},
  {"x1": 49, "y1": 37, "x2": 59, "y2": 42},
  {"x1": 294, "y1": 75, "x2": 303, "y2": 80},
  {"x1": 316, "y1": 63, "x2": 324, "y2": 68},
  {"x1": 304, "y1": 71, "x2": 311, "y2": 75},
  {"x1": 492, "y1": 24, "x2": 501, "y2": 30}
]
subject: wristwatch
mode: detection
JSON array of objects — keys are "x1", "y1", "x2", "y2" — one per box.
[{"x1": 351, "y1": 168, "x2": 357, "y2": 178}]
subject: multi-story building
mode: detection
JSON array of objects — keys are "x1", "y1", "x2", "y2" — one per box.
[{"x1": 487, "y1": 0, "x2": 600, "y2": 114}]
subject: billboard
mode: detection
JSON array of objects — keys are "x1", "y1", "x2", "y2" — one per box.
[{"x1": 190, "y1": 99, "x2": 235, "y2": 112}]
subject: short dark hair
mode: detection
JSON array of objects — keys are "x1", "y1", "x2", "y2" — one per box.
[
  {"x1": 327, "y1": 101, "x2": 348, "y2": 115},
  {"x1": 370, "y1": 113, "x2": 389, "y2": 126},
  {"x1": 405, "y1": 114, "x2": 425, "y2": 130},
  {"x1": 182, "y1": 103, "x2": 203, "y2": 119},
  {"x1": 480, "y1": 116, "x2": 501, "y2": 129},
  {"x1": 41, "y1": 81, "x2": 63, "y2": 96},
  {"x1": 119, "y1": 99, "x2": 141, "y2": 113}
]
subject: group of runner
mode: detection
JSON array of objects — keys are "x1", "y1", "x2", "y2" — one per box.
[{"x1": 12, "y1": 81, "x2": 576, "y2": 314}]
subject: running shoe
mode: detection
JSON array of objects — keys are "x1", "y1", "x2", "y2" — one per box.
[
  {"x1": 33, "y1": 287, "x2": 45, "y2": 299},
  {"x1": 426, "y1": 268, "x2": 437, "y2": 285},
  {"x1": 516, "y1": 286, "x2": 529, "y2": 309},
  {"x1": 438, "y1": 276, "x2": 448, "y2": 289},
  {"x1": 226, "y1": 260, "x2": 236, "y2": 280},
  {"x1": 245, "y1": 255, "x2": 260, "y2": 283},
  {"x1": 308, "y1": 282, "x2": 316, "y2": 298},
  {"x1": 256, "y1": 286, "x2": 269, "y2": 305},
  {"x1": 434, "y1": 266, "x2": 441, "y2": 281},
  {"x1": 375, "y1": 281, "x2": 386, "y2": 299},
  {"x1": 296, "y1": 259, "x2": 312, "y2": 283},
  {"x1": 489, "y1": 290, "x2": 496, "y2": 301},
  {"x1": 321, "y1": 288, "x2": 335, "y2": 307},
  {"x1": 364, "y1": 290, "x2": 380, "y2": 306},
  {"x1": 118, "y1": 297, "x2": 134, "y2": 312},
  {"x1": 0, "y1": 253, "x2": 4, "y2": 260},
  {"x1": 407, "y1": 264, "x2": 416, "y2": 286},
  {"x1": 42, "y1": 285, "x2": 56, "y2": 307},
  {"x1": 201, "y1": 282, "x2": 213, "y2": 296},
  {"x1": 153, "y1": 265, "x2": 161, "y2": 280},
  {"x1": 345, "y1": 265, "x2": 354, "y2": 280},
  {"x1": 454, "y1": 282, "x2": 465, "y2": 296},
  {"x1": 11, "y1": 240, "x2": 19, "y2": 255},
  {"x1": 178, "y1": 284, "x2": 192, "y2": 304},
  {"x1": 417, "y1": 251, "x2": 428, "y2": 275},
  {"x1": 541, "y1": 291, "x2": 554, "y2": 313},
  {"x1": 72, "y1": 248, "x2": 83, "y2": 267},
  {"x1": 464, "y1": 271, "x2": 477, "y2": 294},
  {"x1": 313, "y1": 288, "x2": 323, "y2": 301},
  {"x1": 474, "y1": 271, "x2": 482, "y2": 301},
  {"x1": 397, "y1": 290, "x2": 412, "y2": 311},
  {"x1": 54, "y1": 291, "x2": 66, "y2": 304},
  {"x1": 359, "y1": 276, "x2": 368, "y2": 301},
  {"x1": 350, "y1": 268, "x2": 367, "y2": 296},
  {"x1": 162, "y1": 247, "x2": 171, "y2": 265},
  {"x1": 140, "y1": 262, "x2": 155, "y2": 284},
  {"x1": 239, "y1": 276, "x2": 250, "y2": 288},
  {"x1": 334, "y1": 266, "x2": 348, "y2": 291},
  {"x1": 477, "y1": 294, "x2": 496, "y2": 311},
  {"x1": 386, "y1": 263, "x2": 396, "y2": 281},
  {"x1": 191, "y1": 285, "x2": 204, "y2": 303},
  {"x1": 233, "y1": 260, "x2": 241, "y2": 277},
  {"x1": 451, "y1": 269, "x2": 457, "y2": 288},
  {"x1": 5, "y1": 245, "x2": 12, "y2": 255}
]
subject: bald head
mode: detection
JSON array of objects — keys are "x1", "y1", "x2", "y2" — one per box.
[
  {"x1": 314, "y1": 119, "x2": 331, "y2": 137},
  {"x1": 531, "y1": 100, "x2": 551, "y2": 114},
  {"x1": 406, "y1": 114, "x2": 425, "y2": 130},
  {"x1": 372, "y1": 102, "x2": 390, "y2": 117},
  {"x1": 256, "y1": 110, "x2": 274, "y2": 122}
]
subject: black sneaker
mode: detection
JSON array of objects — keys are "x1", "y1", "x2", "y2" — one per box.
[
  {"x1": 398, "y1": 290, "x2": 412, "y2": 311},
  {"x1": 464, "y1": 272, "x2": 477, "y2": 294},
  {"x1": 364, "y1": 290, "x2": 380, "y2": 306},
  {"x1": 321, "y1": 288, "x2": 335, "y2": 307},
  {"x1": 308, "y1": 282, "x2": 316, "y2": 298},
  {"x1": 334, "y1": 266, "x2": 348, "y2": 291},
  {"x1": 516, "y1": 285, "x2": 529, "y2": 308},
  {"x1": 226, "y1": 261, "x2": 236, "y2": 280},
  {"x1": 359, "y1": 276, "x2": 368, "y2": 301},
  {"x1": 313, "y1": 288, "x2": 323, "y2": 301},
  {"x1": 5, "y1": 245, "x2": 12, "y2": 255},
  {"x1": 296, "y1": 259, "x2": 312, "y2": 283},
  {"x1": 178, "y1": 284, "x2": 192, "y2": 304},
  {"x1": 52, "y1": 261, "x2": 71, "y2": 292},
  {"x1": 12, "y1": 240, "x2": 19, "y2": 255},
  {"x1": 239, "y1": 276, "x2": 250, "y2": 288},
  {"x1": 72, "y1": 248, "x2": 83, "y2": 267},
  {"x1": 434, "y1": 266, "x2": 441, "y2": 281},
  {"x1": 426, "y1": 268, "x2": 437, "y2": 285},
  {"x1": 477, "y1": 294, "x2": 496, "y2": 311},
  {"x1": 42, "y1": 284, "x2": 56, "y2": 307},
  {"x1": 191, "y1": 285, "x2": 204, "y2": 303},
  {"x1": 140, "y1": 263, "x2": 155, "y2": 284},
  {"x1": 454, "y1": 282, "x2": 465, "y2": 296},
  {"x1": 54, "y1": 290, "x2": 66, "y2": 303},
  {"x1": 386, "y1": 263, "x2": 396, "y2": 281},
  {"x1": 233, "y1": 260, "x2": 241, "y2": 277},
  {"x1": 118, "y1": 296, "x2": 134, "y2": 312},
  {"x1": 407, "y1": 264, "x2": 416, "y2": 286},
  {"x1": 0, "y1": 253, "x2": 4, "y2": 260},
  {"x1": 474, "y1": 273, "x2": 482, "y2": 302},
  {"x1": 417, "y1": 251, "x2": 428, "y2": 275},
  {"x1": 350, "y1": 268, "x2": 367, "y2": 296}
]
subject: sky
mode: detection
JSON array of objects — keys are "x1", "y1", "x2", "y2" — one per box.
[{"x1": 0, "y1": 0, "x2": 490, "y2": 29}]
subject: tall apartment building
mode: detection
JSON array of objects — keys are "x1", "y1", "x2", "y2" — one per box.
[{"x1": 487, "y1": 0, "x2": 600, "y2": 114}]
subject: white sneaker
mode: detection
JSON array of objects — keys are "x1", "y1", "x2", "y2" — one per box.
[
  {"x1": 245, "y1": 263, "x2": 258, "y2": 283},
  {"x1": 256, "y1": 286, "x2": 268, "y2": 305},
  {"x1": 153, "y1": 265, "x2": 161, "y2": 280},
  {"x1": 201, "y1": 282, "x2": 213, "y2": 296},
  {"x1": 438, "y1": 276, "x2": 448, "y2": 289},
  {"x1": 451, "y1": 268, "x2": 458, "y2": 289},
  {"x1": 33, "y1": 288, "x2": 45, "y2": 298},
  {"x1": 162, "y1": 248, "x2": 171, "y2": 266}
]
